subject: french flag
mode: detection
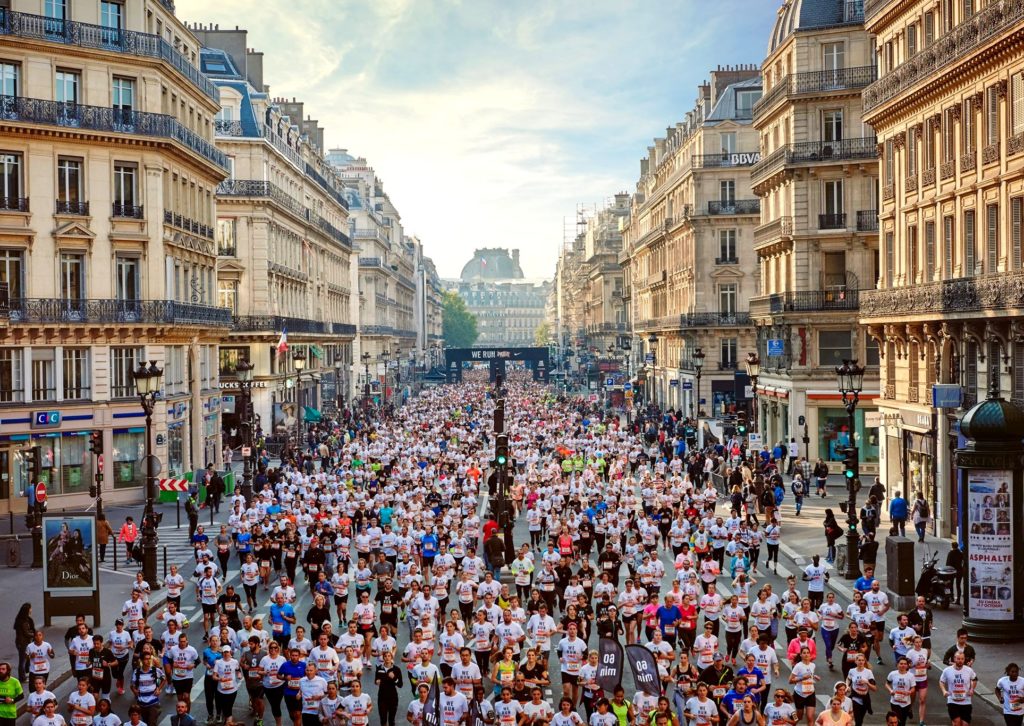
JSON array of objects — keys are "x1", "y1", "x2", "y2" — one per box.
[{"x1": 276, "y1": 326, "x2": 288, "y2": 356}]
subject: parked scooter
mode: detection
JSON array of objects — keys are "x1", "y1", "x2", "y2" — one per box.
[{"x1": 915, "y1": 550, "x2": 956, "y2": 609}]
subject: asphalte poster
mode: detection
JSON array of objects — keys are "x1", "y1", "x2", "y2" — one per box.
[
  {"x1": 42, "y1": 514, "x2": 97, "y2": 593},
  {"x1": 966, "y1": 471, "x2": 1013, "y2": 620}
]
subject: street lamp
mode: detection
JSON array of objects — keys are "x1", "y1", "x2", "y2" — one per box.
[
  {"x1": 132, "y1": 359, "x2": 163, "y2": 586},
  {"x1": 693, "y1": 347, "x2": 705, "y2": 419},
  {"x1": 334, "y1": 359, "x2": 344, "y2": 413},
  {"x1": 380, "y1": 349, "x2": 391, "y2": 409},
  {"x1": 836, "y1": 358, "x2": 866, "y2": 580},
  {"x1": 648, "y1": 333, "x2": 658, "y2": 409},
  {"x1": 293, "y1": 350, "x2": 306, "y2": 450},
  {"x1": 236, "y1": 359, "x2": 254, "y2": 505},
  {"x1": 361, "y1": 351, "x2": 371, "y2": 411},
  {"x1": 745, "y1": 352, "x2": 761, "y2": 433}
]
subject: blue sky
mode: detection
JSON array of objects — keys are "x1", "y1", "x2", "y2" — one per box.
[{"x1": 178, "y1": 0, "x2": 780, "y2": 279}]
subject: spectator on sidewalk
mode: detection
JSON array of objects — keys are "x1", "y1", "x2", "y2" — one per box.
[
  {"x1": 910, "y1": 493, "x2": 930, "y2": 542},
  {"x1": 888, "y1": 493, "x2": 908, "y2": 538},
  {"x1": 946, "y1": 542, "x2": 965, "y2": 605},
  {"x1": 117, "y1": 517, "x2": 138, "y2": 565},
  {"x1": 790, "y1": 475, "x2": 806, "y2": 516},
  {"x1": 813, "y1": 458, "x2": 830, "y2": 498},
  {"x1": 205, "y1": 465, "x2": 225, "y2": 515},
  {"x1": 859, "y1": 533, "x2": 879, "y2": 571},
  {"x1": 13, "y1": 603, "x2": 35, "y2": 683},
  {"x1": 96, "y1": 515, "x2": 114, "y2": 564}
]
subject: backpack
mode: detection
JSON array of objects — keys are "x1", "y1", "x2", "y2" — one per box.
[
  {"x1": 791, "y1": 479, "x2": 805, "y2": 497},
  {"x1": 918, "y1": 499, "x2": 930, "y2": 519}
]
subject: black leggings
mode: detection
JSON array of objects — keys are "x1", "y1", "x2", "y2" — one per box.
[
  {"x1": 474, "y1": 650, "x2": 490, "y2": 674},
  {"x1": 244, "y1": 583, "x2": 258, "y2": 607},
  {"x1": 265, "y1": 686, "x2": 285, "y2": 718},
  {"x1": 766, "y1": 544, "x2": 779, "y2": 567},
  {"x1": 725, "y1": 630, "x2": 741, "y2": 659},
  {"x1": 852, "y1": 700, "x2": 869, "y2": 726},
  {"x1": 216, "y1": 690, "x2": 238, "y2": 720},
  {"x1": 379, "y1": 693, "x2": 399, "y2": 726},
  {"x1": 204, "y1": 674, "x2": 218, "y2": 717}
]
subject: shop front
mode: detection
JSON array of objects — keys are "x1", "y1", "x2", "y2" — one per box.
[{"x1": 901, "y1": 409, "x2": 937, "y2": 529}]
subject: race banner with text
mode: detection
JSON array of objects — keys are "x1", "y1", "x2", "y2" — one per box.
[
  {"x1": 625, "y1": 643, "x2": 661, "y2": 696},
  {"x1": 597, "y1": 637, "x2": 624, "y2": 692}
]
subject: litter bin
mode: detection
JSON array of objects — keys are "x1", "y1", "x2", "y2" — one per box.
[{"x1": 835, "y1": 543, "x2": 848, "y2": 574}]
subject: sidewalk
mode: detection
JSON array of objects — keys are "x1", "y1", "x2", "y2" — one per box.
[{"x1": 775, "y1": 491, "x2": 1011, "y2": 710}]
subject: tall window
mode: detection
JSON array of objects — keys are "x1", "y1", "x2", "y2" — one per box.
[
  {"x1": 218, "y1": 280, "x2": 238, "y2": 314},
  {"x1": 943, "y1": 107, "x2": 956, "y2": 162},
  {"x1": 100, "y1": 1, "x2": 123, "y2": 45},
  {"x1": 907, "y1": 24, "x2": 918, "y2": 58},
  {"x1": 44, "y1": 0, "x2": 66, "y2": 19},
  {"x1": 112, "y1": 77, "x2": 134, "y2": 125},
  {"x1": 819, "y1": 331, "x2": 853, "y2": 366},
  {"x1": 719, "y1": 230, "x2": 737, "y2": 262},
  {"x1": 0, "y1": 248, "x2": 23, "y2": 300},
  {"x1": 56, "y1": 158, "x2": 82, "y2": 207},
  {"x1": 907, "y1": 225, "x2": 918, "y2": 282},
  {"x1": 1013, "y1": 197, "x2": 1023, "y2": 271},
  {"x1": 925, "y1": 220, "x2": 936, "y2": 280},
  {"x1": 907, "y1": 132, "x2": 917, "y2": 176},
  {"x1": 0, "y1": 62, "x2": 17, "y2": 99},
  {"x1": 31, "y1": 348, "x2": 55, "y2": 402},
  {"x1": 987, "y1": 203, "x2": 999, "y2": 273},
  {"x1": 924, "y1": 11, "x2": 936, "y2": 46},
  {"x1": 110, "y1": 347, "x2": 142, "y2": 398},
  {"x1": 62, "y1": 348, "x2": 90, "y2": 400},
  {"x1": 718, "y1": 283, "x2": 737, "y2": 315},
  {"x1": 115, "y1": 256, "x2": 139, "y2": 302},
  {"x1": 823, "y1": 110, "x2": 843, "y2": 143},
  {"x1": 823, "y1": 42, "x2": 845, "y2": 87},
  {"x1": 925, "y1": 118, "x2": 936, "y2": 171},
  {"x1": 885, "y1": 139, "x2": 894, "y2": 185},
  {"x1": 962, "y1": 97, "x2": 976, "y2": 153},
  {"x1": 885, "y1": 231, "x2": 895, "y2": 285},
  {"x1": 0, "y1": 152, "x2": 22, "y2": 207},
  {"x1": 60, "y1": 253, "x2": 85, "y2": 301},
  {"x1": 0, "y1": 348, "x2": 22, "y2": 402},
  {"x1": 987, "y1": 86, "x2": 1000, "y2": 147},
  {"x1": 824, "y1": 180, "x2": 844, "y2": 216},
  {"x1": 943, "y1": 215, "x2": 954, "y2": 278},
  {"x1": 964, "y1": 209, "x2": 976, "y2": 276},
  {"x1": 113, "y1": 163, "x2": 136, "y2": 210},
  {"x1": 55, "y1": 70, "x2": 78, "y2": 104},
  {"x1": 217, "y1": 219, "x2": 236, "y2": 256},
  {"x1": 720, "y1": 338, "x2": 737, "y2": 368},
  {"x1": 719, "y1": 180, "x2": 735, "y2": 204},
  {"x1": 719, "y1": 132, "x2": 736, "y2": 156},
  {"x1": 1013, "y1": 72, "x2": 1024, "y2": 136},
  {"x1": 962, "y1": 0, "x2": 975, "y2": 20}
]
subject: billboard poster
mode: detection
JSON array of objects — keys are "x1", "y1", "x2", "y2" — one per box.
[
  {"x1": 42, "y1": 514, "x2": 97, "y2": 593},
  {"x1": 966, "y1": 470, "x2": 1013, "y2": 620}
]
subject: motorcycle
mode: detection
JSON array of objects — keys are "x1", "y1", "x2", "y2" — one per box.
[{"x1": 915, "y1": 550, "x2": 956, "y2": 609}]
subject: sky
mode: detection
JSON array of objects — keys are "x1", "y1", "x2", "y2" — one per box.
[{"x1": 177, "y1": 0, "x2": 779, "y2": 279}]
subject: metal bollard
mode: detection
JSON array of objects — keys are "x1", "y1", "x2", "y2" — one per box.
[
  {"x1": 8, "y1": 512, "x2": 12, "y2": 535},
  {"x1": 176, "y1": 499, "x2": 181, "y2": 529},
  {"x1": 113, "y1": 540, "x2": 118, "y2": 571},
  {"x1": 163, "y1": 546, "x2": 168, "y2": 580}
]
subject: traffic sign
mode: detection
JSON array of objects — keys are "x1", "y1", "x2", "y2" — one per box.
[
  {"x1": 35, "y1": 482, "x2": 46, "y2": 503},
  {"x1": 241, "y1": 446, "x2": 252, "y2": 457},
  {"x1": 767, "y1": 339, "x2": 785, "y2": 356},
  {"x1": 605, "y1": 377, "x2": 614, "y2": 387},
  {"x1": 748, "y1": 433, "x2": 762, "y2": 448},
  {"x1": 682, "y1": 380, "x2": 693, "y2": 390},
  {"x1": 623, "y1": 383, "x2": 632, "y2": 391}
]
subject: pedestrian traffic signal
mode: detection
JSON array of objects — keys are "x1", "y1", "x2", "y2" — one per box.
[
  {"x1": 495, "y1": 433, "x2": 509, "y2": 467},
  {"x1": 737, "y1": 412, "x2": 747, "y2": 436},
  {"x1": 88, "y1": 431, "x2": 103, "y2": 456},
  {"x1": 843, "y1": 446, "x2": 859, "y2": 482},
  {"x1": 89, "y1": 484, "x2": 98, "y2": 498}
]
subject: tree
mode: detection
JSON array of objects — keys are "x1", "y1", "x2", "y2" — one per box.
[
  {"x1": 442, "y1": 291, "x2": 479, "y2": 348},
  {"x1": 534, "y1": 321, "x2": 551, "y2": 347}
]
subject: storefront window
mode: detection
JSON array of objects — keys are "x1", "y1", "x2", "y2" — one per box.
[
  {"x1": 818, "y1": 407, "x2": 879, "y2": 463},
  {"x1": 168, "y1": 423, "x2": 185, "y2": 476},
  {"x1": 112, "y1": 430, "x2": 145, "y2": 489},
  {"x1": 26, "y1": 433, "x2": 95, "y2": 495},
  {"x1": 203, "y1": 414, "x2": 218, "y2": 467}
]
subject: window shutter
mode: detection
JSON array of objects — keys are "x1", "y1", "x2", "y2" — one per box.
[
  {"x1": 885, "y1": 232, "x2": 895, "y2": 285},
  {"x1": 1013, "y1": 197, "x2": 1022, "y2": 270},
  {"x1": 963, "y1": 0, "x2": 974, "y2": 20},
  {"x1": 965, "y1": 210, "x2": 976, "y2": 276},
  {"x1": 908, "y1": 226, "x2": 918, "y2": 281},
  {"x1": 987, "y1": 203, "x2": 998, "y2": 273},
  {"x1": 987, "y1": 86, "x2": 999, "y2": 145},
  {"x1": 1015, "y1": 342, "x2": 1024, "y2": 400},
  {"x1": 967, "y1": 341, "x2": 979, "y2": 398},
  {"x1": 907, "y1": 25, "x2": 917, "y2": 58},
  {"x1": 944, "y1": 215, "x2": 954, "y2": 278},
  {"x1": 925, "y1": 11, "x2": 935, "y2": 46},
  {"x1": 1014, "y1": 73, "x2": 1024, "y2": 135},
  {"x1": 925, "y1": 221, "x2": 936, "y2": 280}
]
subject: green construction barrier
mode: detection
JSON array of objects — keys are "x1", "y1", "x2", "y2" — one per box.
[{"x1": 157, "y1": 471, "x2": 194, "y2": 504}]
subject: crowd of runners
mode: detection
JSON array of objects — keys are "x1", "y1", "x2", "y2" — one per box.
[{"x1": 4, "y1": 372, "x2": 1023, "y2": 726}]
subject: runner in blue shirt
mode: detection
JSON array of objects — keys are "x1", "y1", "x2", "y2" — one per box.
[{"x1": 269, "y1": 593, "x2": 296, "y2": 647}]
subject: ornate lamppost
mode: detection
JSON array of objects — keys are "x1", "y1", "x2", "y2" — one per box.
[
  {"x1": 292, "y1": 350, "x2": 306, "y2": 449},
  {"x1": 236, "y1": 359, "x2": 254, "y2": 505},
  {"x1": 380, "y1": 348, "x2": 390, "y2": 409},
  {"x1": 361, "y1": 351, "x2": 371, "y2": 411},
  {"x1": 648, "y1": 333, "x2": 658, "y2": 409},
  {"x1": 133, "y1": 360, "x2": 163, "y2": 586},
  {"x1": 334, "y1": 359, "x2": 344, "y2": 413},
  {"x1": 745, "y1": 352, "x2": 761, "y2": 433},
  {"x1": 693, "y1": 347, "x2": 705, "y2": 419},
  {"x1": 836, "y1": 358, "x2": 866, "y2": 579}
]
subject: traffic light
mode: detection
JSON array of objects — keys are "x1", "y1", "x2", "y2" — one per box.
[
  {"x1": 88, "y1": 431, "x2": 103, "y2": 456},
  {"x1": 843, "y1": 446, "x2": 859, "y2": 483},
  {"x1": 89, "y1": 484, "x2": 98, "y2": 498},
  {"x1": 495, "y1": 433, "x2": 509, "y2": 467},
  {"x1": 737, "y1": 412, "x2": 747, "y2": 436},
  {"x1": 494, "y1": 399, "x2": 505, "y2": 434}
]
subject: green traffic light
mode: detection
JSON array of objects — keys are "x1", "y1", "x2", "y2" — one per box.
[{"x1": 497, "y1": 455, "x2": 507, "y2": 465}]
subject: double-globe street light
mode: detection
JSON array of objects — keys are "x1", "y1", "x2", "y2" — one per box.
[
  {"x1": 235, "y1": 359, "x2": 254, "y2": 506},
  {"x1": 293, "y1": 350, "x2": 306, "y2": 450},
  {"x1": 133, "y1": 360, "x2": 164, "y2": 587},
  {"x1": 836, "y1": 358, "x2": 866, "y2": 580},
  {"x1": 648, "y1": 333, "x2": 658, "y2": 409},
  {"x1": 745, "y1": 352, "x2": 761, "y2": 433},
  {"x1": 361, "y1": 351, "x2": 371, "y2": 411}
]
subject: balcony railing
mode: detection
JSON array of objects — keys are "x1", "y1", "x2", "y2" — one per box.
[
  {"x1": 691, "y1": 152, "x2": 762, "y2": 168},
  {"x1": 753, "y1": 65, "x2": 876, "y2": 118},
  {"x1": 708, "y1": 199, "x2": 760, "y2": 215},
  {"x1": 111, "y1": 202, "x2": 143, "y2": 219},
  {"x1": 719, "y1": 361, "x2": 739, "y2": 370},
  {"x1": 754, "y1": 216, "x2": 794, "y2": 246},
  {"x1": 715, "y1": 257, "x2": 739, "y2": 265},
  {"x1": 0, "y1": 196, "x2": 28, "y2": 212},
  {"x1": 0, "y1": 8, "x2": 218, "y2": 102},
  {"x1": 819, "y1": 212, "x2": 847, "y2": 230},
  {"x1": 213, "y1": 119, "x2": 243, "y2": 136},
  {"x1": 751, "y1": 136, "x2": 877, "y2": 185},
  {"x1": 359, "y1": 257, "x2": 384, "y2": 269},
  {"x1": 680, "y1": 312, "x2": 752, "y2": 327},
  {"x1": 55, "y1": 200, "x2": 89, "y2": 215},
  {"x1": 768, "y1": 289, "x2": 861, "y2": 313},
  {"x1": 0, "y1": 95, "x2": 228, "y2": 171},
  {"x1": 862, "y1": 269, "x2": 1024, "y2": 317},
  {"x1": 864, "y1": 0, "x2": 1024, "y2": 113},
  {"x1": 163, "y1": 210, "x2": 213, "y2": 239},
  {"x1": 232, "y1": 315, "x2": 333, "y2": 335},
  {"x1": 856, "y1": 210, "x2": 879, "y2": 232},
  {"x1": 218, "y1": 179, "x2": 304, "y2": 217},
  {"x1": 7, "y1": 298, "x2": 232, "y2": 326}
]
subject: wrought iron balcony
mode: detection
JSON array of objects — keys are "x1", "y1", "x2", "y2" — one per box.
[
  {"x1": 680, "y1": 312, "x2": 752, "y2": 327},
  {"x1": 691, "y1": 152, "x2": 762, "y2": 168},
  {"x1": 753, "y1": 65, "x2": 876, "y2": 118},
  {"x1": 0, "y1": 95, "x2": 228, "y2": 171},
  {"x1": 708, "y1": 199, "x2": 760, "y2": 215},
  {"x1": 213, "y1": 119, "x2": 243, "y2": 136},
  {"x1": 862, "y1": 269, "x2": 1024, "y2": 317},
  {"x1": 819, "y1": 212, "x2": 847, "y2": 230},
  {"x1": 719, "y1": 361, "x2": 739, "y2": 370},
  {"x1": 751, "y1": 137, "x2": 878, "y2": 185},
  {"x1": 856, "y1": 210, "x2": 879, "y2": 232},
  {"x1": 754, "y1": 216, "x2": 794, "y2": 246},
  {"x1": 0, "y1": 196, "x2": 29, "y2": 212},
  {"x1": 864, "y1": 0, "x2": 1024, "y2": 113},
  {"x1": 332, "y1": 322, "x2": 357, "y2": 336},
  {"x1": 163, "y1": 210, "x2": 213, "y2": 239},
  {"x1": 232, "y1": 315, "x2": 332, "y2": 335},
  {"x1": 768, "y1": 289, "x2": 860, "y2": 313},
  {"x1": 55, "y1": 200, "x2": 89, "y2": 215},
  {"x1": 7, "y1": 298, "x2": 232, "y2": 326},
  {"x1": 111, "y1": 202, "x2": 143, "y2": 219},
  {"x1": 0, "y1": 8, "x2": 217, "y2": 102},
  {"x1": 217, "y1": 179, "x2": 304, "y2": 217},
  {"x1": 359, "y1": 257, "x2": 384, "y2": 269}
]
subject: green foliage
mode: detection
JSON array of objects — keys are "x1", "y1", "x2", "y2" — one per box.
[
  {"x1": 534, "y1": 321, "x2": 551, "y2": 347},
  {"x1": 442, "y1": 291, "x2": 479, "y2": 348}
]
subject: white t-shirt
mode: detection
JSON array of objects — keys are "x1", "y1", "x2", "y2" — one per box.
[
  {"x1": 791, "y1": 661, "x2": 817, "y2": 697},
  {"x1": 683, "y1": 696, "x2": 717, "y2": 726},
  {"x1": 997, "y1": 675, "x2": 1024, "y2": 716},
  {"x1": 940, "y1": 665, "x2": 977, "y2": 704},
  {"x1": 887, "y1": 670, "x2": 916, "y2": 708}
]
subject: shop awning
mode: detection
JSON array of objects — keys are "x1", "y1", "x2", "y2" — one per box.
[{"x1": 303, "y1": 406, "x2": 322, "y2": 422}]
